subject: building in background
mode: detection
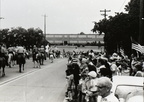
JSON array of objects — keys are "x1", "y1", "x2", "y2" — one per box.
[{"x1": 46, "y1": 34, "x2": 104, "y2": 46}]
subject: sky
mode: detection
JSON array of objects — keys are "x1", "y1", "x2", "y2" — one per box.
[{"x1": 0, "y1": 0, "x2": 131, "y2": 34}]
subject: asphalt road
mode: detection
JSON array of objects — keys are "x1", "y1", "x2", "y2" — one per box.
[{"x1": 0, "y1": 58, "x2": 68, "y2": 102}]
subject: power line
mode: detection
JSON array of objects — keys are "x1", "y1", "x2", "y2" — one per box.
[{"x1": 119, "y1": 0, "x2": 127, "y2": 12}]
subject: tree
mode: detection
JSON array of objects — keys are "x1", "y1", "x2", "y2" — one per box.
[
  {"x1": 0, "y1": 28, "x2": 10, "y2": 46},
  {"x1": 27, "y1": 28, "x2": 44, "y2": 48},
  {"x1": 91, "y1": 22, "x2": 99, "y2": 33},
  {"x1": 0, "y1": 27, "x2": 45, "y2": 49},
  {"x1": 79, "y1": 32, "x2": 85, "y2": 35},
  {"x1": 92, "y1": 0, "x2": 141, "y2": 57},
  {"x1": 125, "y1": 0, "x2": 143, "y2": 42}
]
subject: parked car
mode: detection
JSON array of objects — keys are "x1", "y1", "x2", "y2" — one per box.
[
  {"x1": 112, "y1": 76, "x2": 144, "y2": 102},
  {"x1": 125, "y1": 95, "x2": 143, "y2": 102}
]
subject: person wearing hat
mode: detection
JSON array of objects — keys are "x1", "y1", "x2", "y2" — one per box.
[
  {"x1": 96, "y1": 77, "x2": 119, "y2": 102},
  {"x1": 82, "y1": 71, "x2": 98, "y2": 102}
]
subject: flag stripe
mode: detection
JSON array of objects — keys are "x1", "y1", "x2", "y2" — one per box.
[{"x1": 132, "y1": 43, "x2": 144, "y2": 53}]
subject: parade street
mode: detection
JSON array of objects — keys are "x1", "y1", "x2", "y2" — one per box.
[{"x1": 0, "y1": 58, "x2": 67, "y2": 102}]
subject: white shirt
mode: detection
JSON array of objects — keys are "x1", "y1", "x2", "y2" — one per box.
[
  {"x1": 97, "y1": 93, "x2": 119, "y2": 102},
  {"x1": 17, "y1": 47, "x2": 26, "y2": 53},
  {"x1": 89, "y1": 78, "x2": 98, "y2": 92}
]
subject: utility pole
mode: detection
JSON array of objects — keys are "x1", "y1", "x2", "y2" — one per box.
[
  {"x1": 100, "y1": 9, "x2": 111, "y2": 19},
  {"x1": 42, "y1": 14, "x2": 47, "y2": 46},
  {"x1": 100, "y1": 9, "x2": 111, "y2": 52},
  {"x1": 43, "y1": 14, "x2": 47, "y2": 38},
  {"x1": 138, "y1": 0, "x2": 144, "y2": 45}
]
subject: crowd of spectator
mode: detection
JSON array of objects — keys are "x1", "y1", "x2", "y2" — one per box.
[{"x1": 65, "y1": 49, "x2": 144, "y2": 102}]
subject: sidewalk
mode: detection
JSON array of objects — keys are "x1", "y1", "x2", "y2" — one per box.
[{"x1": 0, "y1": 58, "x2": 55, "y2": 85}]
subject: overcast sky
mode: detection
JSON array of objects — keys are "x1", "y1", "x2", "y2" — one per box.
[{"x1": 0, "y1": 0, "x2": 130, "y2": 34}]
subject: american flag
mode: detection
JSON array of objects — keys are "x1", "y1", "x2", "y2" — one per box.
[{"x1": 132, "y1": 43, "x2": 144, "y2": 54}]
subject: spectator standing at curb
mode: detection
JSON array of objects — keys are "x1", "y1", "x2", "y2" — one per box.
[
  {"x1": 82, "y1": 71, "x2": 98, "y2": 102},
  {"x1": 96, "y1": 77, "x2": 119, "y2": 102},
  {"x1": 71, "y1": 60, "x2": 81, "y2": 99}
]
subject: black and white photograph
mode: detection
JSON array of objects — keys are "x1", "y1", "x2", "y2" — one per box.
[{"x1": 0, "y1": 0, "x2": 143, "y2": 102}]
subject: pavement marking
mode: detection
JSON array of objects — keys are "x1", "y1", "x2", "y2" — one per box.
[
  {"x1": 0, "y1": 58, "x2": 67, "y2": 87},
  {"x1": 0, "y1": 68, "x2": 38, "y2": 87},
  {"x1": 0, "y1": 58, "x2": 68, "y2": 102}
]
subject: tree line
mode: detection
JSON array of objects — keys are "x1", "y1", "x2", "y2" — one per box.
[{"x1": 0, "y1": 27, "x2": 48, "y2": 50}]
